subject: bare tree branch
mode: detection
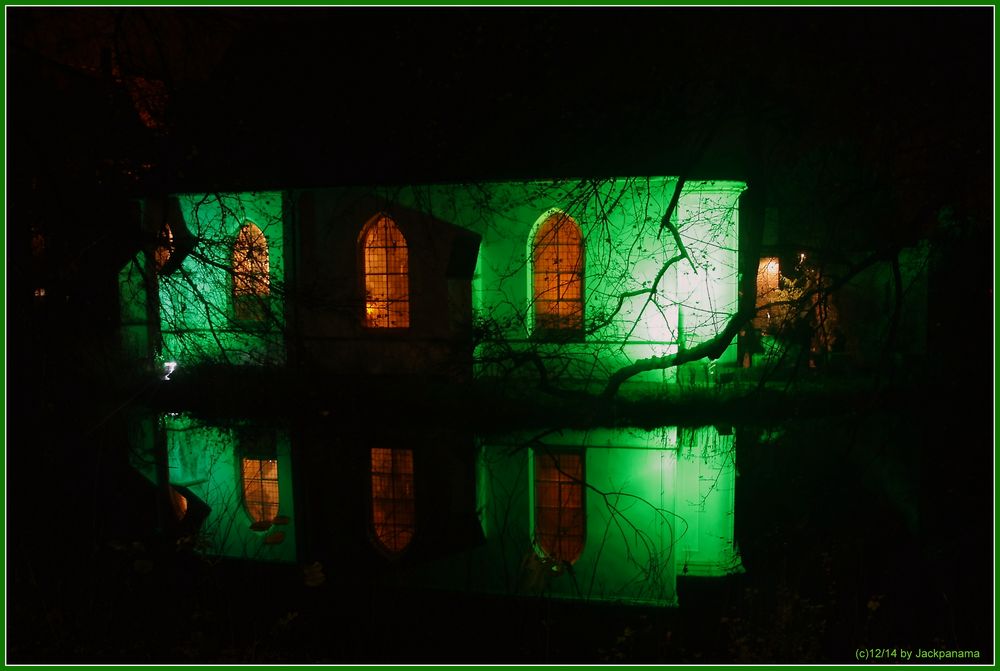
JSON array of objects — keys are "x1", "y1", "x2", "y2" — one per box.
[
  {"x1": 601, "y1": 304, "x2": 755, "y2": 399},
  {"x1": 600, "y1": 249, "x2": 889, "y2": 399}
]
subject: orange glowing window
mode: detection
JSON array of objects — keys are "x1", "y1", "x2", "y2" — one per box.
[
  {"x1": 532, "y1": 213, "x2": 584, "y2": 332},
  {"x1": 241, "y1": 458, "x2": 279, "y2": 524},
  {"x1": 370, "y1": 447, "x2": 415, "y2": 554},
  {"x1": 361, "y1": 215, "x2": 409, "y2": 328},
  {"x1": 154, "y1": 222, "x2": 175, "y2": 273},
  {"x1": 534, "y1": 451, "x2": 585, "y2": 564},
  {"x1": 754, "y1": 256, "x2": 781, "y2": 330},
  {"x1": 232, "y1": 223, "x2": 270, "y2": 321},
  {"x1": 756, "y1": 257, "x2": 780, "y2": 304}
]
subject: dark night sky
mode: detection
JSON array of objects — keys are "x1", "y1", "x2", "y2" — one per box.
[
  {"x1": 8, "y1": 8, "x2": 993, "y2": 193},
  {"x1": 180, "y1": 8, "x2": 993, "y2": 190}
]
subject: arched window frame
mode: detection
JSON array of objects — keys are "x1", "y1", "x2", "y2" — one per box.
[
  {"x1": 369, "y1": 447, "x2": 416, "y2": 556},
  {"x1": 232, "y1": 222, "x2": 270, "y2": 322},
  {"x1": 528, "y1": 210, "x2": 585, "y2": 338},
  {"x1": 532, "y1": 448, "x2": 586, "y2": 565},
  {"x1": 359, "y1": 213, "x2": 410, "y2": 329}
]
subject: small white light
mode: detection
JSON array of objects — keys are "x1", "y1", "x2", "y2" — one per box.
[
  {"x1": 799, "y1": 252, "x2": 806, "y2": 262},
  {"x1": 163, "y1": 361, "x2": 178, "y2": 380}
]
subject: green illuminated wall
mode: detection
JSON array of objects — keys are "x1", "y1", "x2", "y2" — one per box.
[
  {"x1": 674, "y1": 427, "x2": 741, "y2": 577},
  {"x1": 119, "y1": 179, "x2": 745, "y2": 585},
  {"x1": 122, "y1": 180, "x2": 742, "y2": 383},
  {"x1": 411, "y1": 426, "x2": 739, "y2": 606},
  {"x1": 388, "y1": 178, "x2": 745, "y2": 390},
  {"x1": 159, "y1": 192, "x2": 285, "y2": 366},
  {"x1": 129, "y1": 414, "x2": 297, "y2": 563},
  {"x1": 118, "y1": 192, "x2": 287, "y2": 369}
]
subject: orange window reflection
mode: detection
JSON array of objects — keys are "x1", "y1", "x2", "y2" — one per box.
[
  {"x1": 241, "y1": 458, "x2": 279, "y2": 524},
  {"x1": 534, "y1": 451, "x2": 585, "y2": 564},
  {"x1": 371, "y1": 447, "x2": 415, "y2": 554},
  {"x1": 169, "y1": 486, "x2": 188, "y2": 521}
]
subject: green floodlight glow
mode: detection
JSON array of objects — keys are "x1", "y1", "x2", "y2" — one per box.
[
  {"x1": 406, "y1": 426, "x2": 739, "y2": 607},
  {"x1": 127, "y1": 413, "x2": 297, "y2": 563},
  {"x1": 119, "y1": 177, "x2": 746, "y2": 589},
  {"x1": 118, "y1": 192, "x2": 287, "y2": 369},
  {"x1": 388, "y1": 178, "x2": 745, "y2": 390},
  {"x1": 160, "y1": 193, "x2": 285, "y2": 367},
  {"x1": 120, "y1": 179, "x2": 743, "y2": 384}
]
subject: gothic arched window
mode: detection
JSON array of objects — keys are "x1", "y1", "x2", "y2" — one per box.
[
  {"x1": 361, "y1": 214, "x2": 410, "y2": 328},
  {"x1": 232, "y1": 222, "x2": 270, "y2": 321},
  {"x1": 532, "y1": 213, "x2": 583, "y2": 333}
]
